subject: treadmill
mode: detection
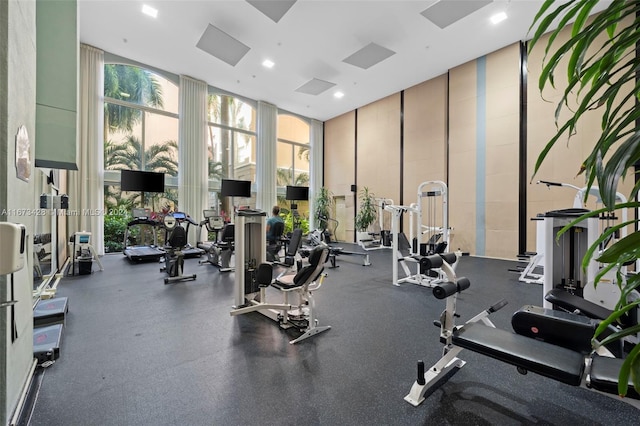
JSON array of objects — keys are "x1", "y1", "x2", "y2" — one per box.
[
  {"x1": 169, "y1": 212, "x2": 204, "y2": 258},
  {"x1": 123, "y1": 208, "x2": 165, "y2": 262}
]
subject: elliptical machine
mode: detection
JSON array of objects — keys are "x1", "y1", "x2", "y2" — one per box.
[{"x1": 160, "y1": 214, "x2": 196, "y2": 285}]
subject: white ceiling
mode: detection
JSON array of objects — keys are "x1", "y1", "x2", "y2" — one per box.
[{"x1": 78, "y1": 0, "x2": 598, "y2": 122}]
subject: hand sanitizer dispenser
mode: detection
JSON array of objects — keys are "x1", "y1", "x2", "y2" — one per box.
[{"x1": 0, "y1": 222, "x2": 26, "y2": 274}]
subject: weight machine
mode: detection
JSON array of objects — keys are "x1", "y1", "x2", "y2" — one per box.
[
  {"x1": 385, "y1": 181, "x2": 455, "y2": 287},
  {"x1": 229, "y1": 210, "x2": 331, "y2": 344},
  {"x1": 517, "y1": 181, "x2": 629, "y2": 288},
  {"x1": 376, "y1": 197, "x2": 394, "y2": 247},
  {"x1": 524, "y1": 182, "x2": 632, "y2": 317}
]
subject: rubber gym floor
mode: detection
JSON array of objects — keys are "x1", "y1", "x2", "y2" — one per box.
[{"x1": 28, "y1": 246, "x2": 639, "y2": 425}]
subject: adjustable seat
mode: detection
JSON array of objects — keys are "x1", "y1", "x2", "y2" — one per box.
[
  {"x1": 272, "y1": 244, "x2": 327, "y2": 291},
  {"x1": 271, "y1": 245, "x2": 331, "y2": 343}
]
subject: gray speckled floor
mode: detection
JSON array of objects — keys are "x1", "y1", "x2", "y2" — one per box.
[{"x1": 28, "y1": 247, "x2": 639, "y2": 425}]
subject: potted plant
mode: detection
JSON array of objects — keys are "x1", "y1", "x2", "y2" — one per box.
[
  {"x1": 529, "y1": 0, "x2": 640, "y2": 396},
  {"x1": 355, "y1": 187, "x2": 377, "y2": 243},
  {"x1": 314, "y1": 186, "x2": 333, "y2": 233}
]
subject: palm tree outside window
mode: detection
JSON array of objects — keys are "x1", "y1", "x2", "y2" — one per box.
[{"x1": 102, "y1": 64, "x2": 179, "y2": 252}]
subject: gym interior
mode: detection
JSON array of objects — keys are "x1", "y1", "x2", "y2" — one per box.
[{"x1": 2, "y1": 1, "x2": 639, "y2": 425}]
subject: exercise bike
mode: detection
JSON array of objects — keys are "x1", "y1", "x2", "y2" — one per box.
[{"x1": 160, "y1": 214, "x2": 196, "y2": 285}]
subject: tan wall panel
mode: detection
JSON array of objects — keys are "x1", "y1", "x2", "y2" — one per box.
[
  {"x1": 449, "y1": 43, "x2": 520, "y2": 259},
  {"x1": 485, "y1": 43, "x2": 520, "y2": 258},
  {"x1": 356, "y1": 93, "x2": 401, "y2": 236},
  {"x1": 449, "y1": 61, "x2": 477, "y2": 103},
  {"x1": 449, "y1": 61, "x2": 477, "y2": 254},
  {"x1": 403, "y1": 75, "x2": 447, "y2": 206},
  {"x1": 324, "y1": 111, "x2": 355, "y2": 241}
]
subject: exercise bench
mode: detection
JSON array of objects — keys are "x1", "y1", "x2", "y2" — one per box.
[{"x1": 403, "y1": 254, "x2": 640, "y2": 409}]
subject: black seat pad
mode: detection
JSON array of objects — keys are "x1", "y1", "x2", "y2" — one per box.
[
  {"x1": 452, "y1": 323, "x2": 585, "y2": 386},
  {"x1": 545, "y1": 289, "x2": 613, "y2": 320},
  {"x1": 589, "y1": 356, "x2": 640, "y2": 400}
]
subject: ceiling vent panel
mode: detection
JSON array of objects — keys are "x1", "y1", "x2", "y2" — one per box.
[
  {"x1": 246, "y1": 0, "x2": 297, "y2": 23},
  {"x1": 342, "y1": 42, "x2": 396, "y2": 70},
  {"x1": 196, "y1": 24, "x2": 251, "y2": 66},
  {"x1": 421, "y1": 0, "x2": 493, "y2": 29},
  {"x1": 295, "y1": 78, "x2": 336, "y2": 95}
]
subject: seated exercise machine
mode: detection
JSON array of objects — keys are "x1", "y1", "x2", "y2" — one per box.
[
  {"x1": 275, "y1": 228, "x2": 304, "y2": 269},
  {"x1": 198, "y1": 209, "x2": 224, "y2": 251},
  {"x1": 123, "y1": 208, "x2": 165, "y2": 262},
  {"x1": 514, "y1": 180, "x2": 629, "y2": 288},
  {"x1": 160, "y1": 214, "x2": 196, "y2": 284},
  {"x1": 385, "y1": 181, "x2": 456, "y2": 287},
  {"x1": 167, "y1": 212, "x2": 204, "y2": 258},
  {"x1": 404, "y1": 254, "x2": 640, "y2": 409},
  {"x1": 537, "y1": 203, "x2": 639, "y2": 348},
  {"x1": 199, "y1": 218, "x2": 235, "y2": 272},
  {"x1": 230, "y1": 210, "x2": 331, "y2": 344}
]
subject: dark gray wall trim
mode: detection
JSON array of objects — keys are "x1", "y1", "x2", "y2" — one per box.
[
  {"x1": 399, "y1": 90, "x2": 404, "y2": 206},
  {"x1": 354, "y1": 109, "x2": 358, "y2": 242},
  {"x1": 322, "y1": 121, "x2": 325, "y2": 187},
  {"x1": 519, "y1": 41, "x2": 528, "y2": 255},
  {"x1": 34, "y1": 159, "x2": 78, "y2": 170}
]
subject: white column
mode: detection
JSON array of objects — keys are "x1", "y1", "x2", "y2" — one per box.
[
  {"x1": 178, "y1": 75, "x2": 208, "y2": 246},
  {"x1": 256, "y1": 100, "x2": 277, "y2": 212},
  {"x1": 309, "y1": 119, "x2": 324, "y2": 230}
]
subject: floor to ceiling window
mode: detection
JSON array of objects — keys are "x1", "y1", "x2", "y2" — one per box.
[
  {"x1": 277, "y1": 113, "x2": 310, "y2": 232},
  {"x1": 207, "y1": 92, "x2": 257, "y2": 220},
  {"x1": 102, "y1": 64, "x2": 179, "y2": 252}
]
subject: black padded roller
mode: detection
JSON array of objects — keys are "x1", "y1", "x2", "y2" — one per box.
[
  {"x1": 456, "y1": 277, "x2": 470, "y2": 293},
  {"x1": 440, "y1": 253, "x2": 457, "y2": 265},
  {"x1": 433, "y1": 281, "x2": 458, "y2": 299},
  {"x1": 421, "y1": 254, "x2": 443, "y2": 270}
]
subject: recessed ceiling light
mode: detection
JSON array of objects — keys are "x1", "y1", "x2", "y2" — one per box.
[
  {"x1": 490, "y1": 12, "x2": 507, "y2": 25},
  {"x1": 142, "y1": 4, "x2": 158, "y2": 18},
  {"x1": 262, "y1": 59, "x2": 275, "y2": 69},
  {"x1": 334, "y1": 91, "x2": 344, "y2": 99}
]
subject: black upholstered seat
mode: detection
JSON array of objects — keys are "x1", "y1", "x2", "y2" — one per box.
[
  {"x1": 167, "y1": 226, "x2": 187, "y2": 249},
  {"x1": 589, "y1": 355, "x2": 640, "y2": 399},
  {"x1": 219, "y1": 224, "x2": 234, "y2": 245},
  {"x1": 272, "y1": 245, "x2": 328, "y2": 291},
  {"x1": 452, "y1": 322, "x2": 585, "y2": 386},
  {"x1": 545, "y1": 289, "x2": 613, "y2": 321}
]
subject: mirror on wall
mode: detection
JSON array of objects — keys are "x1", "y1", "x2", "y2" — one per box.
[{"x1": 33, "y1": 168, "x2": 58, "y2": 294}]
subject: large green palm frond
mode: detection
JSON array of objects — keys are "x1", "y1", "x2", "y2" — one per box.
[
  {"x1": 104, "y1": 64, "x2": 164, "y2": 132},
  {"x1": 529, "y1": 0, "x2": 640, "y2": 397},
  {"x1": 144, "y1": 140, "x2": 178, "y2": 176}
]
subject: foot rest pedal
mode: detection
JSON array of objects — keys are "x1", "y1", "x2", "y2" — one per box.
[
  {"x1": 34, "y1": 297, "x2": 69, "y2": 327},
  {"x1": 34, "y1": 324, "x2": 63, "y2": 364}
]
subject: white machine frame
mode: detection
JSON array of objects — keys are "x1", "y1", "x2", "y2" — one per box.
[
  {"x1": 534, "y1": 182, "x2": 630, "y2": 312},
  {"x1": 229, "y1": 210, "x2": 331, "y2": 344},
  {"x1": 385, "y1": 181, "x2": 455, "y2": 287},
  {"x1": 404, "y1": 255, "x2": 640, "y2": 410},
  {"x1": 522, "y1": 181, "x2": 629, "y2": 288}
]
